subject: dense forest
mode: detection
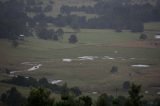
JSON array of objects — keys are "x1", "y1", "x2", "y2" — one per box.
[{"x1": 0, "y1": 0, "x2": 160, "y2": 40}]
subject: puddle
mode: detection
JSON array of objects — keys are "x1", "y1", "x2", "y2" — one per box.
[{"x1": 78, "y1": 56, "x2": 98, "y2": 60}]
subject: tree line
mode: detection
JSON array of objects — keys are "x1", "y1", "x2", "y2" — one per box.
[
  {"x1": 59, "y1": 0, "x2": 160, "y2": 31},
  {"x1": 0, "y1": 0, "x2": 159, "y2": 43},
  {"x1": 1, "y1": 75, "x2": 81, "y2": 96},
  {"x1": 0, "y1": 83, "x2": 160, "y2": 106}
]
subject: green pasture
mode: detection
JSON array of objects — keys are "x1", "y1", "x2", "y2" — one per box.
[{"x1": 0, "y1": 26, "x2": 160, "y2": 98}]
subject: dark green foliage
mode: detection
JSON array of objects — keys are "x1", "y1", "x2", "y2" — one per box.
[
  {"x1": 0, "y1": 0, "x2": 29, "y2": 40},
  {"x1": 56, "y1": 28, "x2": 64, "y2": 40},
  {"x1": 153, "y1": 99, "x2": 160, "y2": 106},
  {"x1": 96, "y1": 93, "x2": 113, "y2": 106},
  {"x1": 70, "y1": 87, "x2": 82, "y2": 96},
  {"x1": 130, "y1": 21, "x2": 144, "y2": 32},
  {"x1": 125, "y1": 83, "x2": 143, "y2": 106},
  {"x1": 58, "y1": 0, "x2": 160, "y2": 30},
  {"x1": 1, "y1": 83, "x2": 160, "y2": 106},
  {"x1": 0, "y1": 93, "x2": 7, "y2": 103},
  {"x1": 69, "y1": 34, "x2": 78, "y2": 44},
  {"x1": 79, "y1": 96, "x2": 92, "y2": 106},
  {"x1": 0, "y1": 87, "x2": 26, "y2": 106},
  {"x1": 113, "y1": 96, "x2": 127, "y2": 106},
  {"x1": 139, "y1": 33, "x2": 148, "y2": 40},
  {"x1": 110, "y1": 66, "x2": 118, "y2": 73},
  {"x1": 25, "y1": 88, "x2": 54, "y2": 106},
  {"x1": 1, "y1": 75, "x2": 38, "y2": 87},
  {"x1": 1, "y1": 76, "x2": 81, "y2": 96},
  {"x1": 38, "y1": 78, "x2": 49, "y2": 87},
  {"x1": 61, "y1": 83, "x2": 69, "y2": 100}
]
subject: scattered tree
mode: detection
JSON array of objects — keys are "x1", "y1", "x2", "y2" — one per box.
[
  {"x1": 79, "y1": 96, "x2": 92, "y2": 106},
  {"x1": 123, "y1": 81, "x2": 130, "y2": 90},
  {"x1": 0, "y1": 87, "x2": 26, "y2": 106},
  {"x1": 68, "y1": 34, "x2": 78, "y2": 44},
  {"x1": 139, "y1": 33, "x2": 147, "y2": 40},
  {"x1": 125, "y1": 83, "x2": 143, "y2": 106},
  {"x1": 110, "y1": 66, "x2": 118, "y2": 74}
]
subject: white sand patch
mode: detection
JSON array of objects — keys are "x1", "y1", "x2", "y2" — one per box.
[
  {"x1": 28, "y1": 64, "x2": 42, "y2": 71},
  {"x1": 25, "y1": 77, "x2": 29, "y2": 79},
  {"x1": 63, "y1": 59, "x2": 72, "y2": 62},
  {"x1": 103, "y1": 56, "x2": 115, "y2": 60},
  {"x1": 157, "y1": 92, "x2": 160, "y2": 95},
  {"x1": 78, "y1": 56, "x2": 98, "y2": 61},
  {"x1": 92, "y1": 92, "x2": 98, "y2": 94},
  {"x1": 114, "y1": 51, "x2": 118, "y2": 54},
  {"x1": 145, "y1": 91, "x2": 149, "y2": 94},
  {"x1": 130, "y1": 58, "x2": 135, "y2": 60},
  {"x1": 131, "y1": 64, "x2": 150, "y2": 68},
  {"x1": 21, "y1": 62, "x2": 36, "y2": 65},
  {"x1": 51, "y1": 80, "x2": 63, "y2": 84},
  {"x1": 10, "y1": 71, "x2": 21, "y2": 74}
]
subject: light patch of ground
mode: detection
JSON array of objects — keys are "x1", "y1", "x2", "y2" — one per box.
[
  {"x1": 78, "y1": 56, "x2": 98, "y2": 61},
  {"x1": 131, "y1": 64, "x2": 150, "y2": 68},
  {"x1": 62, "y1": 59, "x2": 72, "y2": 62},
  {"x1": 51, "y1": 80, "x2": 63, "y2": 84},
  {"x1": 28, "y1": 64, "x2": 42, "y2": 71}
]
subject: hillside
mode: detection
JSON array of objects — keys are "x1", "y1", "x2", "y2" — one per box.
[{"x1": 0, "y1": 0, "x2": 160, "y2": 101}]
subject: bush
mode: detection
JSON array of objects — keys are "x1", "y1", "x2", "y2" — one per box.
[
  {"x1": 139, "y1": 33, "x2": 147, "y2": 40},
  {"x1": 110, "y1": 66, "x2": 118, "y2": 74},
  {"x1": 68, "y1": 34, "x2": 78, "y2": 44},
  {"x1": 123, "y1": 81, "x2": 130, "y2": 90}
]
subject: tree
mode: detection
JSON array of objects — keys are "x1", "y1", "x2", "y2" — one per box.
[
  {"x1": 68, "y1": 34, "x2": 78, "y2": 44},
  {"x1": 56, "y1": 28, "x2": 64, "y2": 40},
  {"x1": 130, "y1": 21, "x2": 144, "y2": 32},
  {"x1": 39, "y1": 77, "x2": 49, "y2": 87},
  {"x1": 96, "y1": 93, "x2": 113, "y2": 106},
  {"x1": 0, "y1": 87, "x2": 26, "y2": 106},
  {"x1": 110, "y1": 66, "x2": 118, "y2": 74},
  {"x1": 61, "y1": 83, "x2": 69, "y2": 101},
  {"x1": 25, "y1": 88, "x2": 54, "y2": 106},
  {"x1": 139, "y1": 33, "x2": 147, "y2": 40},
  {"x1": 123, "y1": 81, "x2": 130, "y2": 90},
  {"x1": 79, "y1": 96, "x2": 92, "y2": 106},
  {"x1": 70, "y1": 87, "x2": 82, "y2": 96},
  {"x1": 0, "y1": 0, "x2": 29, "y2": 40},
  {"x1": 125, "y1": 83, "x2": 143, "y2": 106}
]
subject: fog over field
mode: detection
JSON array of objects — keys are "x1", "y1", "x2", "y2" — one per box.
[{"x1": 0, "y1": 0, "x2": 160, "y2": 106}]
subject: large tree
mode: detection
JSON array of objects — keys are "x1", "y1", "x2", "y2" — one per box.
[
  {"x1": 0, "y1": 0, "x2": 28, "y2": 40},
  {"x1": 25, "y1": 88, "x2": 54, "y2": 106}
]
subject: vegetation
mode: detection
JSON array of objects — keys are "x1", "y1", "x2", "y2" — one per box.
[
  {"x1": 1, "y1": 83, "x2": 160, "y2": 106},
  {"x1": 139, "y1": 33, "x2": 148, "y2": 40},
  {"x1": 1, "y1": 76, "x2": 81, "y2": 96},
  {"x1": 0, "y1": 87, "x2": 26, "y2": 106},
  {"x1": 110, "y1": 66, "x2": 118, "y2": 74},
  {"x1": 0, "y1": 0, "x2": 160, "y2": 104},
  {"x1": 68, "y1": 34, "x2": 78, "y2": 44}
]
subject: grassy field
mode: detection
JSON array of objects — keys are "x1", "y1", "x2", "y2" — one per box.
[{"x1": 0, "y1": 26, "x2": 160, "y2": 99}]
